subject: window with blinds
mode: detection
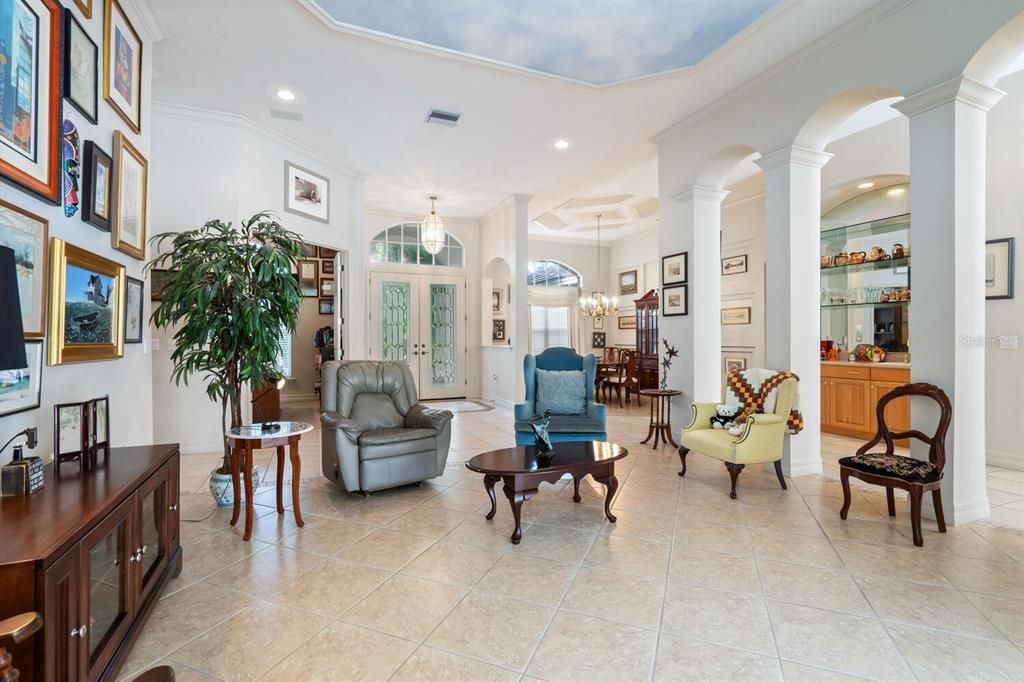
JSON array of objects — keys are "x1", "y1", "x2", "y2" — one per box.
[
  {"x1": 275, "y1": 326, "x2": 293, "y2": 378},
  {"x1": 530, "y1": 305, "x2": 570, "y2": 353}
]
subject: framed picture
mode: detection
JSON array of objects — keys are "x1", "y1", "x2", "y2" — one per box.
[
  {"x1": 47, "y1": 238, "x2": 126, "y2": 365},
  {"x1": 721, "y1": 254, "x2": 748, "y2": 276},
  {"x1": 492, "y1": 319, "x2": 505, "y2": 342},
  {"x1": 721, "y1": 306, "x2": 752, "y2": 325},
  {"x1": 124, "y1": 276, "x2": 143, "y2": 343},
  {"x1": 319, "y1": 277, "x2": 335, "y2": 298},
  {"x1": 149, "y1": 268, "x2": 174, "y2": 301},
  {"x1": 318, "y1": 246, "x2": 337, "y2": 259},
  {"x1": 298, "y1": 259, "x2": 318, "y2": 297},
  {"x1": 62, "y1": 120, "x2": 81, "y2": 217},
  {"x1": 0, "y1": 339, "x2": 43, "y2": 417},
  {"x1": 73, "y1": 0, "x2": 92, "y2": 18},
  {"x1": 662, "y1": 284, "x2": 688, "y2": 316},
  {"x1": 321, "y1": 259, "x2": 335, "y2": 275},
  {"x1": 82, "y1": 142, "x2": 112, "y2": 230},
  {"x1": 63, "y1": 8, "x2": 98, "y2": 123},
  {"x1": 111, "y1": 131, "x2": 148, "y2": 259},
  {"x1": 54, "y1": 402, "x2": 86, "y2": 468},
  {"x1": 318, "y1": 298, "x2": 334, "y2": 315},
  {"x1": 0, "y1": 0, "x2": 62, "y2": 204},
  {"x1": 593, "y1": 316, "x2": 604, "y2": 330},
  {"x1": 618, "y1": 315, "x2": 637, "y2": 330},
  {"x1": 618, "y1": 269, "x2": 638, "y2": 296},
  {"x1": 986, "y1": 238, "x2": 1015, "y2": 300},
  {"x1": 284, "y1": 161, "x2": 329, "y2": 223},
  {"x1": 299, "y1": 242, "x2": 317, "y2": 258},
  {"x1": 724, "y1": 357, "x2": 747, "y2": 374},
  {"x1": 592, "y1": 332, "x2": 606, "y2": 349},
  {"x1": 103, "y1": 0, "x2": 142, "y2": 133},
  {"x1": 0, "y1": 200, "x2": 49, "y2": 336},
  {"x1": 662, "y1": 252, "x2": 688, "y2": 285},
  {"x1": 89, "y1": 394, "x2": 109, "y2": 461},
  {"x1": 491, "y1": 288, "x2": 502, "y2": 314}
]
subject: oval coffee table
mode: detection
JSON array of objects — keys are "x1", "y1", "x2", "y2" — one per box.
[{"x1": 466, "y1": 441, "x2": 628, "y2": 544}]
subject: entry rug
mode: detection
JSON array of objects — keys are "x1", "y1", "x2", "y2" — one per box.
[{"x1": 422, "y1": 399, "x2": 495, "y2": 413}]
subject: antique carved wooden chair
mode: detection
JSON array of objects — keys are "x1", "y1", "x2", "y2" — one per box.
[
  {"x1": 0, "y1": 612, "x2": 41, "y2": 682},
  {"x1": 838, "y1": 382, "x2": 952, "y2": 547}
]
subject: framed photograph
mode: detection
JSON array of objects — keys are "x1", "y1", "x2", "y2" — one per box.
[
  {"x1": 662, "y1": 251, "x2": 687, "y2": 285},
  {"x1": 618, "y1": 269, "x2": 638, "y2": 296},
  {"x1": 111, "y1": 131, "x2": 148, "y2": 259},
  {"x1": 492, "y1": 319, "x2": 505, "y2": 342},
  {"x1": 90, "y1": 394, "x2": 109, "y2": 460},
  {"x1": 0, "y1": 0, "x2": 63, "y2": 203},
  {"x1": 318, "y1": 246, "x2": 337, "y2": 259},
  {"x1": 721, "y1": 254, "x2": 748, "y2": 276},
  {"x1": 103, "y1": 0, "x2": 142, "y2": 133},
  {"x1": 0, "y1": 200, "x2": 48, "y2": 336},
  {"x1": 618, "y1": 315, "x2": 637, "y2": 330},
  {"x1": 491, "y1": 288, "x2": 502, "y2": 314},
  {"x1": 47, "y1": 238, "x2": 126, "y2": 365},
  {"x1": 299, "y1": 242, "x2": 317, "y2": 258},
  {"x1": 319, "y1": 277, "x2": 335, "y2": 298},
  {"x1": 593, "y1": 316, "x2": 604, "y2": 330},
  {"x1": 298, "y1": 259, "x2": 318, "y2": 297},
  {"x1": 55, "y1": 402, "x2": 86, "y2": 468},
  {"x1": 0, "y1": 339, "x2": 43, "y2": 417},
  {"x1": 73, "y1": 0, "x2": 92, "y2": 18},
  {"x1": 724, "y1": 357, "x2": 747, "y2": 374},
  {"x1": 82, "y1": 142, "x2": 112, "y2": 230},
  {"x1": 721, "y1": 306, "x2": 752, "y2": 325},
  {"x1": 662, "y1": 284, "x2": 688, "y2": 316},
  {"x1": 124, "y1": 276, "x2": 143, "y2": 343},
  {"x1": 592, "y1": 332, "x2": 606, "y2": 349},
  {"x1": 986, "y1": 238, "x2": 1015, "y2": 300},
  {"x1": 284, "y1": 161, "x2": 329, "y2": 223},
  {"x1": 149, "y1": 268, "x2": 174, "y2": 301},
  {"x1": 321, "y1": 259, "x2": 335, "y2": 275},
  {"x1": 63, "y1": 8, "x2": 98, "y2": 123},
  {"x1": 318, "y1": 298, "x2": 334, "y2": 315}
]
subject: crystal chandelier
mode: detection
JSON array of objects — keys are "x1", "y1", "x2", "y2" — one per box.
[
  {"x1": 579, "y1": 213, "x2": 618, "y2": 318},
  {"x1": 420, "y1": 196, "x2": 445, "y2": 255}
]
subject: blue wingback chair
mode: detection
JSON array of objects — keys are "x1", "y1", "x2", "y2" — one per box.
[{"x1": 514, "y1": 347, "x2": 607, "y2": 445}]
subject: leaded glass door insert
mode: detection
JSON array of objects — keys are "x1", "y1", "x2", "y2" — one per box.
[
  {"x1": 429, "y1": 284, "x2": 457, "y2": 387},
  {"x1": 379, "y1": 281, "x2": 412, "y2": 363}
]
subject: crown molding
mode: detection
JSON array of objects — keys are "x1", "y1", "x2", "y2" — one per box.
[
  {"x1": 893, "y1": 75, "x2": 1006, "y2": 117},
  {"x1": 670, "y1": 185, "x2": 731, "y2": 205},
  {"x1": 651, "y1": 0, "x2": 913, "y2": 146},
  {"x1": 152, "y1": 102, "x2": 362, "y2": 179},
  {"x1": 124, "y1": 0, "x2": 167, "y2": 43},
  {"x1": 722, "y1": 190, "x2": 766, "y2": 209},
  {"x1": 755, "y1": 145, "x2": 833, "y2": 171}
]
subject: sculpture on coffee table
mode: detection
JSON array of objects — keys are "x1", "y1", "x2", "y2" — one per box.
[{"x1": 529, "y1": 410, "x2": 555, "y2": 465}]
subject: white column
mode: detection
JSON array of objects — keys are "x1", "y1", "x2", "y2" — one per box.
[
  {"x1": 755, "y1": 145, "x2": 832, "y2": 478},
  {"x1": 894, "y1": 77, "x2": 1004, "y2": 525},
  {"x1": 661, "y1": 185, "x2": 729, "y2": 427},
  {"x1": 511, "y1": 194, "x2": 532, "y2": 400}
]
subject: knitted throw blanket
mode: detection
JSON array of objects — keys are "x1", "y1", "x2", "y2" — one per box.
[{"x1": 724, "y1": 369, "x2": 804, "y2": 435}]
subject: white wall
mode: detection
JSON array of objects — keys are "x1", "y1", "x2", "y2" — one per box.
[
  {"x1": 720, "y1": 176, "x2": 767, "y2": 371},
  {"x1": 148, "y1": 106, "x2": 364, "y2": 453},
  {"x1": 0, "y1": 0, "x2": 155, "y2": 459}
]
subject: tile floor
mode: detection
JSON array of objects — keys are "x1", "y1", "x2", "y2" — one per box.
[{"x1": 121, "y1": 401, "x2": 1024, "y2": 681}]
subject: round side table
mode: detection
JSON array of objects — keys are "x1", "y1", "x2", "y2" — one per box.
[{"x1": 639, "y1": 389, "x2": 681, "y2": 449}]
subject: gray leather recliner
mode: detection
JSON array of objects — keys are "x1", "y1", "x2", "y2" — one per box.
[{"x1": 320, "y1": 360, "x2": 453, "y2": 493}]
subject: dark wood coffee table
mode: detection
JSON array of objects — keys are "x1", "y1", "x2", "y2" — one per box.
[{"x1": 465, "y1": 441, "x2": 628, "y2": 544}]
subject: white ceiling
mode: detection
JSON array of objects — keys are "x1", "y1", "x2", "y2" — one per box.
[{"x1": 147, "y1": 0, "x2": 878, "y2": 237}]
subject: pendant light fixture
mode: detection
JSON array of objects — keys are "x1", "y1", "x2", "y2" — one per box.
[
  {"x1": 420, "y1": 196, "x2": 446, "y2": 255},
  {"x1": 579, "y1": 214, "x2": 619, "y2": 319}
]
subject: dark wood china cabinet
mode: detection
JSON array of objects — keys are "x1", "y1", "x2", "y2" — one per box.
[{"x1": 634, "y1": 289, "x2": 659, "y2": 390}]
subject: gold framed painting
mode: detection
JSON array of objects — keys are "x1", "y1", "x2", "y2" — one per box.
[
  {"x1": 47, "y1": 238, "x2": 125, "y2": 365},
  {"x1": 103, "y1": 0, "x2": 142, "y2": 133},
  {"x1": 111, "y1": 131, "x2": 148, "y2": 259},
  {"x1": 73, "y1": 0, "x2": 92, "y2": 19}
]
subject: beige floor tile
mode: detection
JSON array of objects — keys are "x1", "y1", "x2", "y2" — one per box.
[
  {"x1": 527, "y1": 611, "x2": 658, "y2": 682},
  {"x1": 926, "y1": 552, "x2": 1024, "y2": 598},
  {"x1": 391, "y1": 646, "x2": 519, "y2": 682},
  {"x1": 779, "y1": 661, "x2": 871, "y2": 681},
  {"x1": 169, "y1": 601, "x2": 330, "y2": 681},
  {"x1": 265, "y1": 557, "x2": 390, "y2": 617},
  {"x1": 386, "y1": 506, "x2": 474, "y2": 538},
  {"x1": 516, "y1": 522, "x2": 598, "y2": 564},
  {"x1": 534, "y1": 501, "x2": 609, "y2": 531},
  {"x1": 164, "y1": 533, "x2": 272, "y2": 594},
  {"x1": 767, "y1": 601, "x2": 913, "y2": 681},
  {"x1": 832, "y1": 539, "x2": 951, "y2": 586},
  {"x1": 584, "y1": 534, "x2": 670, "y2": 577},
  {"x1": 204, "y1": 545, "x2": 326, "y2": 596},
  {"x1": 886, "y1": 621, "x2": 1024, "y2": 681},
  {"x1": 818, "y1": 516, "x2": 911, "y2": 547},
  {"x1": 661, "y1": 582, "x2": 775, "y2": 655},
  {"x1": 279, "y1": 519, "x2": 377, "y2": 556},
  {"x1": 401, "y1": 540, "x2": 503, "y2": 586},
  {"x1": 675, "y1": 502, "x2": 748, "y2": 528},
  {"x1": 122, "y1": 659, "x2": 221, "y2": 682},
  {"x1": 342, "y1": 573, "x2": 466, "y2": 641},
  {"x1": 260, "y1": 621, "x2": 416, "y2": 681},
  {"x1": 901, "y1": 524, "x2": 1018, "y2": 562},
  {"x1": 756, "y1": 559, "x2": 872, "y2": 616},
  {"x1": 597, "y1": 508, "x2": 676, "y2": 544},
  {"x1": 426, "y1": 591, "x2": 553, "y2": 671},
  {"x1": 653, "y1": 632, "x2": 784, "y2": 682},
  {"x1": 333, "y1": 498, "x2": 420, "y2": 526},
  {"x1": 751, "y1": 528, "x2": 843, "y2": 569},
  {"x1": 744, "y1": 507, "x2": 824, "y2": 536},
  {"x1": 857, "y1": 574, "x2": 1006, "y2": 640},
  {"x1": 669, "y1": 546, "x2": 761, "y2": 595},
  {"x1": 445, "y1": 515, "x2": 526, "y2": 553},
  {"x1": 423, "y1": 486, "x2": 492, "y2": 513},
  {"x1": 673, "y1": 519, "x2": 752, "y2": 556},
  {"x1": 963, "y1": 591, "x2": 1024, "y2": 647},
  {"x1": 969, "y1": 524, "x2": 1024, "y2": 560},
  {"x1": 561, "y1": 565, "x2": 665, "y2": 629},
  {"x1": 336, "y1": 529, "x2": 436, "y2": 570},
  {"x1": 475, "y1": 554, "x2": 577, "y2": 606}
]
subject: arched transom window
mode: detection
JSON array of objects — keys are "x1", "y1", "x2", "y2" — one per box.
[
  {"x1": 369, "y1": 223, "x2": 464, "y2": 266},
  {"x1": 527, "y1": 260, "x2": 581, "y2": 287}
]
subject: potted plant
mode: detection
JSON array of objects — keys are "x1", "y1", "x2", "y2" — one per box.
[{"x1": 147, "y1": 212, "x2": 303, "y2": 506}]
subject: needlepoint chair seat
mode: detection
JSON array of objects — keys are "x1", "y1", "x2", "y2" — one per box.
[{"x1": 838, "y1": 452, "x2": 940, "y2": 484}]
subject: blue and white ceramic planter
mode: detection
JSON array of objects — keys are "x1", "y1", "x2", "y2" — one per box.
[{"x1": 209, "y1": 465, "x2": 260, "y2": 507}]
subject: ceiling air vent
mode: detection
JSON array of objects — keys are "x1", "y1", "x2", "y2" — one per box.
[
  {"x1": 269, "y1": 109, "x2": 303, "y2": 122},
  {"x1": 425, "y1": 109, "x2": 461, "y2": 127}
]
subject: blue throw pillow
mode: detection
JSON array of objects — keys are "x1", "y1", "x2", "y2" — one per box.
[{"x1": 536, "y1": 369, "x2": 586, "y2": 416}]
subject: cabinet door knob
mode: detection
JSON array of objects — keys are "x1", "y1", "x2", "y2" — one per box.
[
  {"x1": 129, "y1": 550, "x2": 141, "y2": 563},
  {"x1": 69, "y1": 625, "x2": 87, "y2": 638},
  {"x1": 141, "y1": 545, "x2": 148, "y2": 556},
  {"x1": 169, "y1": 504, "x2": 178, "y2": 512}
]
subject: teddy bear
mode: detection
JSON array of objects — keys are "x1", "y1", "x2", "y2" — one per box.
[
  {"x1": 727, "y1": 406, "x2": 758, "y2": 436},
  {"x1": 710, "y1": 404, "x2": 740, "y2": 429}
]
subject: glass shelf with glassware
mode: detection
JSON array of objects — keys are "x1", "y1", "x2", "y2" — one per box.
[{"x1": 821, "y1": 286, "x2": 911, "y2": 306}]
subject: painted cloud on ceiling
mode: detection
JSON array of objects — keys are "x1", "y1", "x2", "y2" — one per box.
[{"x1": 315, "y1": 0, "x2": 778, "y2": 85}]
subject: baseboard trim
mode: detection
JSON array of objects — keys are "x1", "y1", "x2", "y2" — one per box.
[
  {"x1": 786, "y1": 458, "x2": 823, "y2": 478},
  {"x1": 987, "y1": 449, "x2": 1024, "y2": 471},
  {"x1": 950, "y1": 496, "x2": 991, "y2": 526},
  {"x1": 481, "y1": 394, "x2": 514, "y2": 411}
]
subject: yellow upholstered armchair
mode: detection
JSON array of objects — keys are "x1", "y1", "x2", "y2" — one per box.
[{"x1": 677, "y1": 370, "x2": 799, "y2": 499}]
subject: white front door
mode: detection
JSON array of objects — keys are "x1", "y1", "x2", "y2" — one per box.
[{"x1": 369, "y1": 272, "x2": 467, "y2": 399}]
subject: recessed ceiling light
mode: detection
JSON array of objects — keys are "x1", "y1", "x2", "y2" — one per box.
[
  {"x1": 887, "y1": 187, "x2": 906, "y2": 196},
  {"x1": 276, "y1": 89, "x2": 296, "y2": 102},
  {"x1": 554, "y1": 139, "x2": 570, "y2": 150},
  {"x1": 857, "y1": 182, "x2": 874, "y2": 189}
]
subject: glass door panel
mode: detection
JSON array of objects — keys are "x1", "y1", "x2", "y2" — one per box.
[
  {"x1": 418, "y1": 275, "x2": 466, "y2": 399},
  {"x1": 428, "y1": 284, "x2": 457, "y2": 387},
  {"x1": 80, "y1": 498, "x2": 133, "y2": 677},
  {"x1": 136, "y1": 466, "x2": 169, "y2": 608}
]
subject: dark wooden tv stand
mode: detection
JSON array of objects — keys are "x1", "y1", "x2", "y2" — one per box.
[{"x1": 0, "y1": 443, "x2": 181, "y2": 681}]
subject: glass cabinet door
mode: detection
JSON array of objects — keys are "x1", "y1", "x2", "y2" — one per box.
[{"x1": 135, "y1": 464, "x2": 170, "y2": 609}]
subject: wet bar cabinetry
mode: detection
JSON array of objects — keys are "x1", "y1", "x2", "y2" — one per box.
[
  {"x1": 821, "y1": 364, "x2": 910, "y2": 444},
  {"x1": 0, "y1": 444, "x2": 181, "y2": 682}
]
